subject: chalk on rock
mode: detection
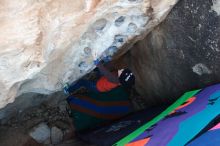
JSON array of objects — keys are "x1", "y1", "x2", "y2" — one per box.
[
  {"x1": 115, "y1": 16, "x2": 126, "y2": 27},
  {"x1": 84, "y1": 47, "x2": 92, "y2": 55},
  {"x1": 127, "y1": 23, "x2": 137, "y2": 33},
  {"x1": 114, "y1": 35, "x2": 127, "y2": 46},
  {"x1": 115, "y1": 35, "x2": 125, "y2": 43},
  {"x1": 78, "y1": 61, "x2": 88, "y2": 69},
  {"x1": 51, "y1": 126, "x2": 63, "y2": 144},
  {"x1": 131, "y1": 15, "x2": 149, "y2": 27},
  {"x1": 192, "y1": 63, "x2": 212, "y2": 76},
  {"x1": 93, "y1": 18, "x2": 108, "y2": 31},
  {"x1": 107, "y1": 46, "x2": 118, "y2": 56},
  {"x1": 29, "y1": 123, "x2": 50, "y2": 144}
]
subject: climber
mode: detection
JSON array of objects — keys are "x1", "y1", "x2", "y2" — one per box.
[{"x1": 63, "y1": 58, "x2": 135, "y2": 95}]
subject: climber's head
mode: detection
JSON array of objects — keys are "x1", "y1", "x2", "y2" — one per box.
[{"x1": 118, "y1": 69, "x2": 135, "y2": 88}]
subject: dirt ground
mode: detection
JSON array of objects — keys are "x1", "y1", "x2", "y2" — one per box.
[{"x1": 0, "y1": 100, "x2": 90, "y2": 146}]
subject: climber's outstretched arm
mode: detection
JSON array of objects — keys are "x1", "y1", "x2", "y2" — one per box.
[{"x1": 96, "y1": 63, "x2": 119, "y2": 83}]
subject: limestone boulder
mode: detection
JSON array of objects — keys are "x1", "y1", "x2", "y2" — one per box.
[{"x1": 0, "y1": 0, "x2": 178, "y2": 108}]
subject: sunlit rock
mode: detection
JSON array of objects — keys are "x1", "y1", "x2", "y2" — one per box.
[{"x1": 0, "y1": 0, "x2": 178, "y2": 108}]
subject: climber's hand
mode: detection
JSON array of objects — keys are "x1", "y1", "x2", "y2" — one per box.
[
  {"x1": 94, "y1": 55, "x2": 111, "y2": 66},
  {"x1": 94, "y1": 58, "x2": 101, "y2": 66}
]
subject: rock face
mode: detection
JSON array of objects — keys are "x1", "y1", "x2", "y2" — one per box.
[
  {"x1": 128, "y1": 0, "x2": 220, "y2": 106},
  {"x1": 0, "y1": 0, "x2": 178, "y2": 108}
]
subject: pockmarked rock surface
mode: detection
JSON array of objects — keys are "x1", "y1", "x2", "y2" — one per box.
[
  {"x1": 0, "y1": 0, "x2": 178, "y2": 108},
  {"x1": 128, "y1": 0, "x2": 220, "y2": 106}
]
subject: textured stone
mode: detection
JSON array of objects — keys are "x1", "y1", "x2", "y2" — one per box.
[
  {"x1": 115, "y1": 16, "x2": 126, "y2": 27},
  {"x1": 127, "y1": 0, "x2": 220, "y2": 106},
  {"x1": 192, "y1": 63, "x2": 212, "y2": 76},
  {"x1": 92, "y1": 18, "x2": 108, "y2": 31},
  {"x1": 58, "y1": 101, "x2": 68, "y2": 113},
  {"x1": 107, "y1": 46, "x2": 118, "y2": 56},
  {"x1": 83, "y1": 47, "x2": 92, "y2": 56},
  {"x1": 29, "y1": 123, "x2": 50, "y2": 144},
  {"x1": 51, "y1": 126, "x2": 63, "y2": 144},
  {"x1": 0, "y1": 0, "x2": 178, "y2": 109},
  {"x1": 212, "y1": 0, "x2": 220, "y2": 15},
  {"x1": 127, "y1": 23, "x2": 138, "y2": 33}
]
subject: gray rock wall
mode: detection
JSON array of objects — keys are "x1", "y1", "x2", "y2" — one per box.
[{"x1": 129, "y1": 0, "x2": 220, "y2": 106}]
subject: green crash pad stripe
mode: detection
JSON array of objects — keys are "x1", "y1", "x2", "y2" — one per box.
[{"x1": 113, "y1": 89, "x2": 201, "y2": 146}]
